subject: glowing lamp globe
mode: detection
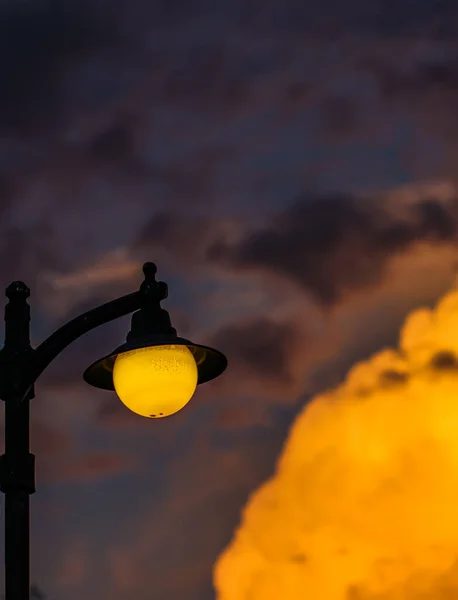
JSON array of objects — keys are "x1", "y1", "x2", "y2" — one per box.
[
  {"x1": 112, "y1": 344, "x2": 198, "y2": 418},
  {"x1": 83, "y1": 262, "x2": 227, "y2": 418},
  {"x1": 83, "y1": 332, "x2": 227, "y2": 419}
]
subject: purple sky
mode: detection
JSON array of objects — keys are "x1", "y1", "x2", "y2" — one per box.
[{"x1": 2, "y1": 1, "x2": 458, "y2": 599}]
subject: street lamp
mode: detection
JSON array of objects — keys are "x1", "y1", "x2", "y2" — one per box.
[{"x1": 0, "y1": 262, "x2": 227, "y2": 600}]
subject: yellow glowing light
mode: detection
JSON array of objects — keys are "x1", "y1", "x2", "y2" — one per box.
[{"x1": 113, "y1": 344, "x2": 198, "y2": 418}]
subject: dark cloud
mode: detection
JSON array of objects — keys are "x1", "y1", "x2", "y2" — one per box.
[
  {"x1": 159, "y1": 41, "x2": 252, "y2": 117},
  {"x1": 430, "y1": 350, "x2": 458, "y2": 370},
  {"x1": 363, "y1": 0, "x2": 458, "y2": 37},
  {"x1": 215, "y1": 407, "x2": 253, "y2": 428},
  {"x1": 364, "y1": 55, "x2": 458, "y2": 102},
  {"x1": 211, "y1": 316, "x2": 300, "y2": 384},
  {"x1": 360, "y1": 49, "x2": 458, "y2": 147},
  {"x1": 1, "y1": 417, "x2": 129, "y2": 484},
  {"x1": 132, "y1": 210, "x2": 224, "y2": 265},
  {"x1": 379, "y1": 369, "x2": 409, "y2": 386},
  {"x1": 88, "y1": 116, "x2": 140, "y2": 165},
  {"x1": 0, "y1": 222, "x2": 66, "y2": 293},
  {"x1": 47, "y1": 451, "x2": 135, "y2": 483},
  {"x1": 317, "y1": 95, "x2": 360, "y2": 141},
  {"x1": 30, "y1": 420, "x2": 72, "y2": 456},
  {"x1": 413, "y1": 59, "x2": 458, "y2": 92},
  {"x1": 31, "y1": 422, "x2": 134, "y2": 481},
  {"x1": 0, "y1": 175, "x2": 17, "y2": 214},
  {"x1": 0, "y1": 0, "x2": 119, "y2": 134},
  {"x1": 208, "y1": 193, "x2": 458, "y2": 306}
]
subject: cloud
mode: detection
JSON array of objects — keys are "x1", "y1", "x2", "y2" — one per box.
[
  {"x1": 364, "y1": 52, "x2": 458, "y2": 111},
  {"x1": 46, "y1": 451, "x2": 135, "y2": 484},
  {"x1": 87, "y1": 115, "x2": 141, "y2": 166},
  {"x1": 158, "y1": 40, "x2": 254, "y2": 118},
  {"x1": 215, "y1": 407, "x2": 255, "y2": 428},
  {"x1": 30, "y1": 419, "x2": 72, "y2": 456},
  {"x1": 5, "y1": 0, "x2": 454, "y2": 317},
  {"x1": 27, "y1": 418, "x2": 133, "y2": 483},
  {"x1": 316, "y1": 95, "x2": 360, "y2": 141},
  {"x1": 49, "y1": 251, "x2": 138, "y2": 292},
  {"x1": 0, "y1": 414, "x2": 132, "y2": 483},
  {"x1": 357, "y1": 39, "x2": 458, "y2": 162},
  {"x1": 1, "y1": 0, "x2": 457, "y2": 227},
  {"x1": 208, "y1": 190, "x2": 458, "y2": 306},
  {"x1": 0, "y1": 0, "x2": 119, "y2": 134},
  {"x1": 214, "y1": 284, "x2": 458, "y2": 600},
  {"x1": 55, "y1": 538, "x2": 88, "y2": 588},
  {"x1": 210, "y1": 316, "x2": 302, "y2": 386},
  {"x1": 132, "y1": 211, "x2": 221, "y2": 266}
]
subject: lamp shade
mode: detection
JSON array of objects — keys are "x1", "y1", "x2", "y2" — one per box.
[{"x1": 83, "y1": 334, "x2": 228, "y2": 391}]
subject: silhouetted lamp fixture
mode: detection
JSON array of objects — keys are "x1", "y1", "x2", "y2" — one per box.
[
  {"x1": 84, "y1": 262, "x2": 226, "y2": 418},
  {"x1": 0, "y1": 262, "x2": 227, "y2": 600}
]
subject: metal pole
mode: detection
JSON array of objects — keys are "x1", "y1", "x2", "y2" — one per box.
[{"x1": 0, "y1": 282, "x2": 36, "y2": 600}]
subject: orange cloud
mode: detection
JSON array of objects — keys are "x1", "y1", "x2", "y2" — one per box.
[{"x1": 214, "y1": 285, "x2": 458, "y2": 599}]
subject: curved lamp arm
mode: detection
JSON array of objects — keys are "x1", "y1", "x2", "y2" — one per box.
[
  {"x1": 16, "y1": 262, "x2": 165, "y2": 402},
  {"x1": 32, "y1": 290, "x2": 142, "y2": 383}
]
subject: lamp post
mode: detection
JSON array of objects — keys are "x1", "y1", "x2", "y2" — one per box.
[{"x1": 0, "y1": 262, "x2": 227, "y2": 600}]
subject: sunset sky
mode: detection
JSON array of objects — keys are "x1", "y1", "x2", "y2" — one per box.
[{"x1": 2, "y1": 1, "x2": 458, "y2": 599}]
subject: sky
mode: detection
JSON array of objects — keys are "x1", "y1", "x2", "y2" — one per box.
[{"x1": 2, "y1": 0, "x2": 458, "y2": 599}]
